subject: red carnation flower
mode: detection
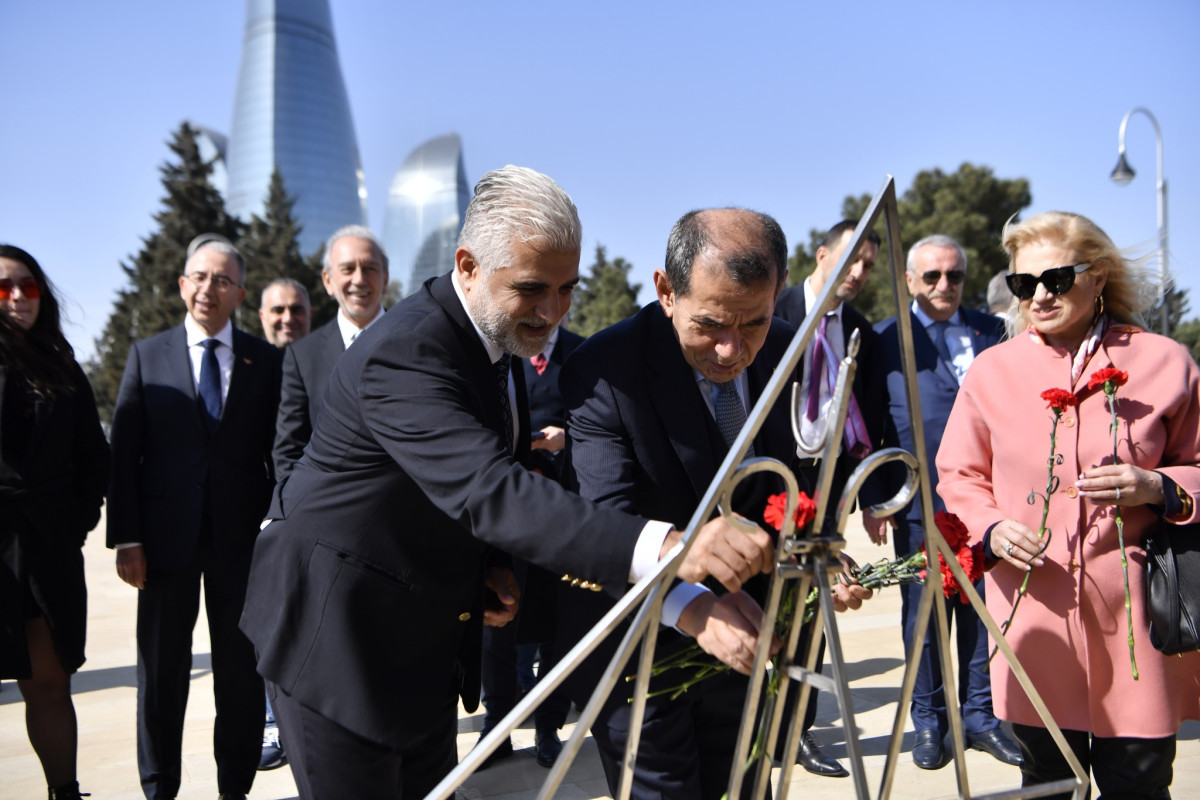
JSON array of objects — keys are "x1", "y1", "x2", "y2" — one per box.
[
  {"x1": 934, "y1": 510, "x2": 970, "y2": 551},
  {"x1": 763, "y1": 491, "x2": 817, "y2": 533},
  {"x1": 1087, "y1": 368, "x2": 1129, "y2": 393},
  {"x1": 1040, "y1": 388, "x2": 1078, "y2": 413}
]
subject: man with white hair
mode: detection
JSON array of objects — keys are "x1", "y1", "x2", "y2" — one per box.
[
  {"x1": 239, "y1": 166, "x2": 776, "y2": 799},
  {"x1": 272, "y1": 225, "x2": 388, "y2": 478},
  {"x1": 109, "y1": 238, "x2": 282, "y2": 800},
  {"x1": 866, "y1": 234, "x2": 1020, "y2": 770}
]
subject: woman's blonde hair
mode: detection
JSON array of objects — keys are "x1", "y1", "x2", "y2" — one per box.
[{"x1": 1000, "y1": 211, "x2": 1160, "y2": 338}]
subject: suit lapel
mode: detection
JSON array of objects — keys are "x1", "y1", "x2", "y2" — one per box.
[
  {"x1": 645, "y1": 306, "x2": 721, "y2": 501},
  {"x1": 429, "y1": 273, "x2": 522, "y2": 451},
  {"x1": 222, "y1": 328, "x2": 255, "y2": 430}
]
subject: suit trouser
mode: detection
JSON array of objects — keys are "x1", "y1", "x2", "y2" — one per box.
[
  {"x1": 135, "y1": 537, "x2": 262, "y2": 799},
  {"x1": 1010, "y1": 722, "x2": 1175, "y2": 800},
  {"x1": 481, "y1": 617, "x2": 570, "y2": 734},
  {"x1": 895, "y1": 522, "x2": 996, "y2": 738},
  {"x1": 268, "y1": 681, "x2": 457, "y2": 799},
  {"x1": 591, "y1": 670, "x2": 763, "y2": 800}
]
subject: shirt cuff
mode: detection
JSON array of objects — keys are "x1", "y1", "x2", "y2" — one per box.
[
  {"x1": 114, "y1": 542, "x2": 142, "y2": 550},
  {"x1": 662, "y1": 582, "x2": 713, "y2": 630},
  {"x1": 630, "y1": 520, "x2": 675, "y2": 584}
]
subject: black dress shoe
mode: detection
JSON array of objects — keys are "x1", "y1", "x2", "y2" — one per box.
[
  {"x1": 797, "y1": 732, "x2": 849, "y2": 778},
  {"x1": 475, "y1": 733, "x2": 514, "y2": 769},
  {"x1": 534, "y1": 726, "x2": 562, "y2": 767},
  {"x1": 967, "y1": 728, "x2": 1024, "y2": 767},
  {"x1": 912, "y1": 728, "x2": 946, "y2": 770}
]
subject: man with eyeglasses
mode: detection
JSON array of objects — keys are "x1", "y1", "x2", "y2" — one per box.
[
  {"x1": 864, "y1": 234, "x2": 1021, "y2": 771},
  {"x1": 107, "y1": 237, "x2": 282, "y2": 800},
  {"x1": 772, "y1": 219, "x2": 888, "y2": 777}
]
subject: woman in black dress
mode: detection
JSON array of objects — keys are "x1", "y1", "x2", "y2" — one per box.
[{"x1": 0, "y1": 245, "x2": 110, "y2": 800}]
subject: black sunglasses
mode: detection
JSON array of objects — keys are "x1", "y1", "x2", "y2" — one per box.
[
  {"x1": 919, "y1": 269, "x2": 965, "y2": 286},
  {"x1": 1005, "y1": 263, "x2": 1090, "y2": 300}
]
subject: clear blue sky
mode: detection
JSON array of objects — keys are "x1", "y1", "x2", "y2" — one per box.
[{"x1": 4, "y1": 0, "x2": 1198, "y2": 361}]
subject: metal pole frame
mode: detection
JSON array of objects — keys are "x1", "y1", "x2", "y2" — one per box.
[
  {"x1": 428, "y1": 176, "x2": 1088, "y2": 800},
  {"x1": 1114, "y1": 106, "x2": 1168, "y2": 336}
]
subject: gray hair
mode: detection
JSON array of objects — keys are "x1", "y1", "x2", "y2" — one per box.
[
  {"x1": 322, "y1": 225, "x2": 389, "y2": 273},
  {"x1": 260, "y1": 277, "x2": 311, "y2": 308},
  {"x1": 457, "y1": 165, "x2": 582, "y2": 275},
  {"x1": 986, "y1": 271, "x2": 1013, "y2": 314},
  {"x1": 906, "y1": 234, "x2": 967, "y2": 275},
  {"x1": 186, "y1": 237, "x2": 246, "y2": 284}
]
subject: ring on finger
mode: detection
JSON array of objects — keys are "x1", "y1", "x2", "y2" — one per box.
[
  {"x1": 1003, "y1": 541, "x2": 1014, "y2": 556},
  {"x1": 1115, "y1": 486, "x2": 1122, "y2": 502}
]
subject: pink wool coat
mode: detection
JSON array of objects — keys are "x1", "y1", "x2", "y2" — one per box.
[{"x1": 937, "y1": 324, "x2": 1200, "y2": 738}]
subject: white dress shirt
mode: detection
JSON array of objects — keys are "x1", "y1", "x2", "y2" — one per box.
[
  {"x1": 184, "y1": 314, "x2": 235, "y2": 403},
  {"x1": 338, "y1": 306, "x2": 386, "y2": 350}
]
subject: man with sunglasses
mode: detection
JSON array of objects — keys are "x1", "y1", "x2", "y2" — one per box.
[
  {"x1": 107, "y1": 237, "x2": 282, "y2": 800},
  {"x1": 864, "y1": 234, "x2": 1020, "y2": 771}
]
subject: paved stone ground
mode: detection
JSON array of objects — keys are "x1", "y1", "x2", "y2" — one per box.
[{"x1": 3, "y1": 514, "x2": 1196, "y2": 799}]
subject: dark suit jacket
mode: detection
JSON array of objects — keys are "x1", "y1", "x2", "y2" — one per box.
[
  {"x1": 557, "y1": 302, "x2": 801, "y2": 700},
  {"x1": 239, "y1": 273, "x2": 648, "y2": 748},
  {"x1": 1, "y1": 363, "x2": 109, "y2": 676},
  {"x1": 523, "y1": 327, "x2": 584, "y2": 482},
  {"x1": 871, "y1": 307, "x2": 1005, "y2": 532},
  {"x1": 773, "y1": 286, "x2": 887, "y2": 503},
  {"x1": 106, "y1": 325, "x2": 281, "y2": 571},
  {"x1": 273, "y1": 319, "x2": 345, "y2": 478}
]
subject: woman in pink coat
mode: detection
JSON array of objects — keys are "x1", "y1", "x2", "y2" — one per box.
[{"x1": 937, "y1": 211, "x2": 1200, "y2": 799}]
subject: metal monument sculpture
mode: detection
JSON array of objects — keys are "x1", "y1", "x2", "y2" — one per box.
[{"x1": 431, "y1": 177, "x2": 1089, "y2": 800}]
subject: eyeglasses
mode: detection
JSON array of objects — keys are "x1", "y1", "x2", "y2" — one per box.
[
  {"x1": 185, "y1": 271, "x2": 241, "y2": 292},
  {"x1": 919, "y1": 269, "x2": 966, "y2": 286},
  {"x1": 0, "y1": 277, "x2": 41, "y2": 300},
  {"x1": 1004, "y1": 263, "x2": 1090, "y2": 300}
]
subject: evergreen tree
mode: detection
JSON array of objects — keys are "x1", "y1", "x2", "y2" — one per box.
[
  {"x1": 236, "y1": 169, "x2": 326, "y2": 336},
  {"x1": 570, "y1": 244, "x2": 641, "y2": 337},
  {"x1": 788, "y1": 163, "x2": 1032, "y2": 323},
  {"x1": 88, "y1": 122, "x2": 242, "y2": 421}
]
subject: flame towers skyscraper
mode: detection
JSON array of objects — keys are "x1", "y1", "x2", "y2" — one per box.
[{"x1": 224, "y1": 0, "x2": 366, "y2": 257}]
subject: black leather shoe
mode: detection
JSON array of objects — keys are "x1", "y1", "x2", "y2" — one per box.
[
  {"x1": 967, "y1": 728, "x2": 1024, "y2": 767},
  {"x1": 912, "y1": 728, "x2": 946, "y2": 770},
  {"x1": 475, "y1": 733, "x2": 514, "y2": 769},
  {"x1": 534, "y1": 727, "x2": 562, "y2": 767},
  {"x1": 797, "y1": 732, "x2": 849, "y2": 778}
]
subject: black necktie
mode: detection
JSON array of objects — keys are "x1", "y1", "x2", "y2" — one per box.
[
  {"x1": 494, "y1": 354, "x2": 513, "y2": 453},
  {"x1": 199, "y1": 339, "x2": 222, "y2": 434}
]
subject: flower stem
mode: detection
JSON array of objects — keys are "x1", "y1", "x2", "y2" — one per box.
[
  {"x1": 1108, "y1": 388, "x2": 1138, "y2": 680},
  {"x1": 989, "y1": 410, "x2": 1060, "y2": 665}
]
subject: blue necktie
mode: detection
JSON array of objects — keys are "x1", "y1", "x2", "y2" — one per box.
[
  {"x1": 930, "y1": 321, "x2": 953, "y2": 364},
  {"x1": 714, "y1": 380, "x2": 754, "y2": 457},
  {"x1": 199, "y1": 339, "x2": 222, "y2": 434}
]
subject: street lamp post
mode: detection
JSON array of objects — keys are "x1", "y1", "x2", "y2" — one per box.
[{"x1": 1110, "y1": 106, "x2": 1169, "y2": 335}]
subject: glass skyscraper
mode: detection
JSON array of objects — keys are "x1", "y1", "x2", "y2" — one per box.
[
  {"x1": 382, "y1": 133, "x2": 470, "y2": 296},
  {"x1": 224, "y1": 0, "x2": 366, "y2": 257}
]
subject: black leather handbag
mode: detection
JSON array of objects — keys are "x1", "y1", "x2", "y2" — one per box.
[{"x1": 1143, "y1": 523, "x2": 1200, "y2": 655}]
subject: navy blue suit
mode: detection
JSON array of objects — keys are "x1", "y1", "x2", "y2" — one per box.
[
  {"x1": 872, "y1": 307, "x2": 1004, "y2": 739},
  {"x1": 107, "y1": 323, "x2": 281, "y2": 799},
  {"x1": 559, "y1": 302, "x2": 802, "y2": 800}
]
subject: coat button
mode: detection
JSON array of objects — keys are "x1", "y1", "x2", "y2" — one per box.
[
  {"x1": 1068, "y1": 559, "x2": 1080, "y2": 571},
  {"x1": 1064, "y1": 416, "x2": 1075, "y2": 427},
  {"x1": 458, "y1": 612, "x2": 471, "y2": 622},
  {"x1": 1066, "y1": 486, "x2": 1079, "y2": 498}
]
